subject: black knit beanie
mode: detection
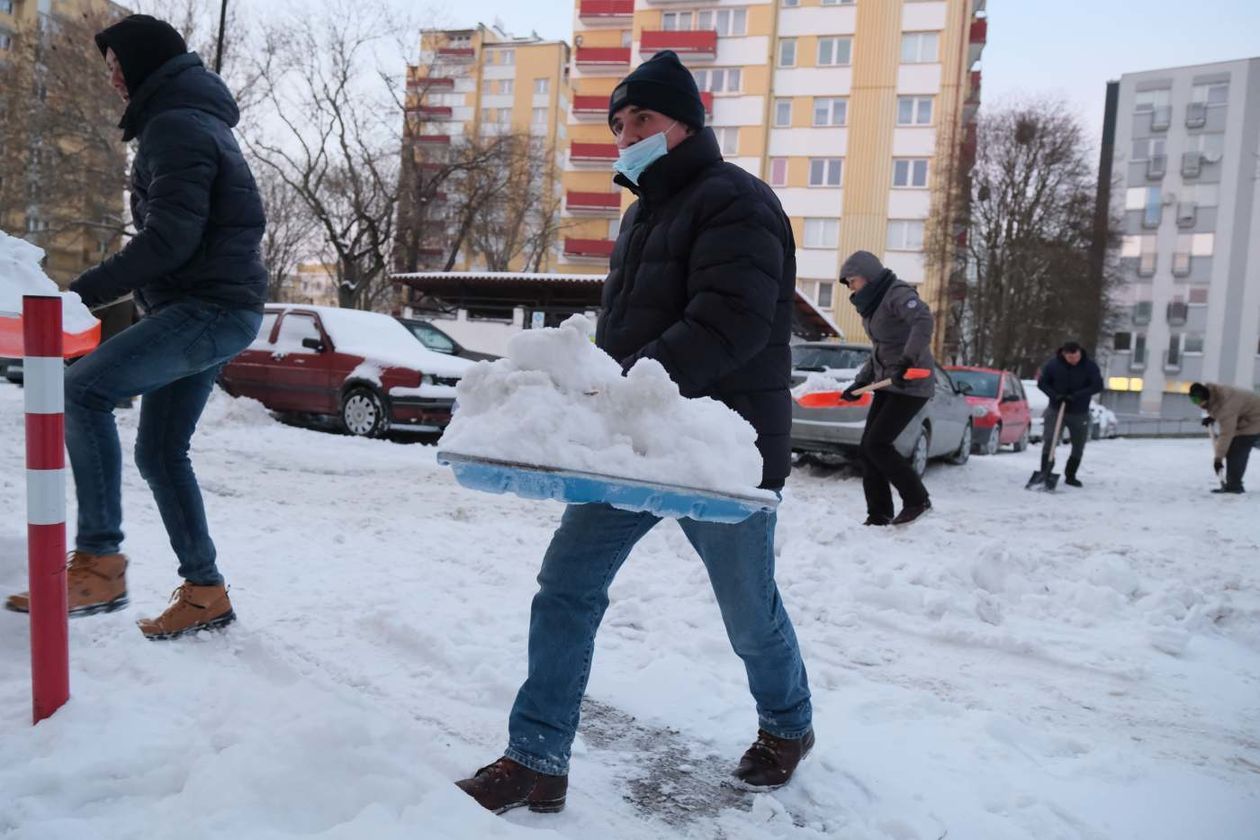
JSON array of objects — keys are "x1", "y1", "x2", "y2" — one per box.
[
  {"x1": 608, "y1": 50, "x2": 705, "y2": 131},
  {"x1": 95, "y1": 14, "x2": 188, "y2": 96},
  {"x1": 1189, "y1": 382, "x2": 1210, "y2": 403}
]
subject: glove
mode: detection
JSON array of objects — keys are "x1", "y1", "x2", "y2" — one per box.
[
  {"x1": 1201, "y1": 416, "x2": 1215, "y2": 428},
  {"x1": 1214, "y1": 459, "x2": 1224, "y2": 473},
  {"x1": 840, "y1": 385, "x2": 860, "y2": 402},
  {"x1": 69, "y1": 272, "x2": 107, "y2": 309},
  {"x1": 890, "y1": 356, "x2": 915, "y2": 387}
]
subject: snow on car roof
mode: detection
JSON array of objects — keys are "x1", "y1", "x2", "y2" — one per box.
[{"x1": 267, "y1": 304, "x2": 475, "y2": 377}]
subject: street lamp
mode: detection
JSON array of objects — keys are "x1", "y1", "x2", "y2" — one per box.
[{"x1": 214, "y1": 0, "x2": 228, "y2": 74}]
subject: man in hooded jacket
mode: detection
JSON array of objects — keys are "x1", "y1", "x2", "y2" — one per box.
[
  {"x1": 5, "y1": 15, "x2": 267, "y2": 640},
  {"x1": 1036, "y1": 341, "x2": 1103, "y2": 488}
]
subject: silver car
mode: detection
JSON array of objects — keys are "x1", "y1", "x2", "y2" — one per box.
[{"x1": 789, "y1": 342, "x2": 974, "y2": 476}]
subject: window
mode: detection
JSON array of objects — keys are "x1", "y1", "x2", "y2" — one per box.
[
  {"x1": 500, "y1": 49, "x2": 514, "y2": 65},
  {"x1": 1113, "y1": 332, "x2": 1132, "y2": 352},
  {"x1": 897, "y1": 96, "x2": 933, "y2": 126},
  {"x1": 893, "y1": 158, "x2": 929, "y2": 188},
  {"x1": 817, "y1": 37, "x2": 851, "y2": 66},
  {"x1": 693, "y1": 68, "x2": 741, "y2": 93},
  {"x1": 697, "y1": 8, "x2": 747, "y2": 35},
  {"x1": 1192, "y1": 82, "x2": 1228, "y2": 105},
  {"x1": 813, "y1": 97, "x2": 846, "y2": 126},
  {"x1": 609, "y1": 217, "x2": 622, "y2": 239},
  {"x1": 531, "y1": 107, "x2": 547, "y2": 126},
  {"x1": 803, "y1": 218, "x2": 840, "y2": 248},
  {"x1": 1185, "y1": 133, "x2": 1225, "y2": 156},
  {"x1": 1130, "y1": 137, "x2": 1166, "y2": 161},
  {"x1": 769, "y1": 158, "x2": 788, "y2": 187},
  {"x1": 499, "y1": 79, "x2": 513, "y2": 95},
  {"x1": 1134, "y1": 89, "x2": 1170, "y2": 111},
  {"x1": 900, "y1": 32, "x2": 939, "y2": 64},
  {"x1": 1184, "y1": 334, "x2": 1205, "y2": 354},
  {"x1": 778, "y1": 38, "x2": 796, "y2": 67},
  {"x1": 662, "y1": 11, "x2": 692, "y2": 30},
  {"x1": 534, "y1": 78, "x2": 550, "y2": 95},
  {"x1": 774, "y1": 98, "x2": 792, "y2": 127},
  {"x1": 715, "y1": 127, "x2": 739, "y2": 155},
  {"x1": 808, "y1": 158, "x2": 842, "y2": 187},
  {"x1": 0, "y1": 1, "x2": 12, "y2": 14},
  {"x1": 1183, "y1": 183, "x2": 1219, "y2": 207},
  {"x1": 275, "y1": 314, "x2": 321, "y2": 354},
  {"x1": 0, "y1": 31, "x2": 12, "y2": 51},
  {"x1": 1141, "y1": 187, "x2": 1162, "y2": 228},
  {"x1": 783, "y1": 0, "x2": 799, "y2": 6},
  {"x1": 887, "y1": 220, "x2": 925, "y2": 250},
  {"x1": 1133, "y1": 301, "x2": 1153, "y2": 324},
  {"x1": 1189, "y1": 287, "x2": 1209, "y2": 305},
  {"x1": 1126, "y1": 185, "x2": 1162, "y2": 212},
  {"x1": 816, "y1": 281, "x2": 834, "y2": 308}
]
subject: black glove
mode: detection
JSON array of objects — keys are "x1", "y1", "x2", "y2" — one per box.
[
  {"x1": 1201, "y1": 416, "x2": 1215, "y2": 428},
  {"x1": 69, "y1": 273, "x2": 107, "y2": 309},
  {"x1": 840, "y1": 385, "x2": 860, "y2": 402},
  {"x1": 1214, "y1": 459, "x2": 1224, "y2": 473},
  {"x1": 890, "y1": 356, "x2": 915, "y2": 387}
]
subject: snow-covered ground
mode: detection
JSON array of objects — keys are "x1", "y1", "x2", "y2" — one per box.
[{"x1": 1, "y1": 383, "x2": 1257, "y2": 840}]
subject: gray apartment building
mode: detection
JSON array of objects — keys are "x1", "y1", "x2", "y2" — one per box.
[{"x1": 1101, "y1": 57, "x2": 1260, "y2": 418}]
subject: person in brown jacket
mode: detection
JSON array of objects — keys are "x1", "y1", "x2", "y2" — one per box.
[{"x1": 1190, "y1": 382, "x2": 1260, "y2": 494}]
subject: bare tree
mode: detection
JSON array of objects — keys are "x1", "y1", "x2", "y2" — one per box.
[
  {"x1": 255, "y1": 165, "x2": 318, "y2": 301},
  {"x1": 466, "y1": 136, "x2": 570, "y2": 272},
  {"x1": 953, "y1": 99, "x2": 1120, "y2": 377}
]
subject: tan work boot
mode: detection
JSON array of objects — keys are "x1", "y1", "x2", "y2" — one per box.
[
  {"x1": 137, "y1": 582, "x2": 235, "y2": 641},
  {"x1": 5, "y1": 551, "x2": 129, "y2": 617}
]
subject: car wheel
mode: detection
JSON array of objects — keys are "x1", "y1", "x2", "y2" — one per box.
[
  {"x1": 340, "y1": 386, "x2": 387, "y2": 437},
  {"x1": 948, "y1": 420, "x2": 972, "y2": 465},
  {"x1": 911, "y1": 426, "x2": 930, "y2": 478},
  {"x1": 1013, "y1": 426, "x2": 1029, "y2": 452},
  {"x1": 982, "y1": 422, "x2": 1001, "y2": 456}
]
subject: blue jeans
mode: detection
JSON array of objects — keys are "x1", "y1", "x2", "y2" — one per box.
[
  {"x1": 505, "y1": 503, "x2": 813, "y2": 776},
  {"x1": 64, "y1": 301, "x2": 263, "y2": 586}
]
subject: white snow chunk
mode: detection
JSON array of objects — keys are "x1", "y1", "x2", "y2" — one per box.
[{"x1": 0, "y1": 229, "x2": 98, "y2": 334}]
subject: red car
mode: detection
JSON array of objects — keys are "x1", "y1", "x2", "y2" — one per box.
[
  {"x1": 219, "y1": 304, "x2": 477, "y2": 437},
  {"x1": 943, "y1": 366, "x2": 1032, "y2": 455}
]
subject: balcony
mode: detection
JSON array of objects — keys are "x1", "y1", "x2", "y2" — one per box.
[
  {"x1": 578, "y1": 0, "x2": 633, "y2": 25},
  {"x1": 1181, "y1": 151, "x2": 1202, "y2": 178},
  {"x1": 1150, "y1": 105, "x2": 1171, "y2": 132},
  {"x1": 566, "y1": 191, "x2": 621, "y2": 215},
  {"x1": 1172, "y1": 252, "x2": 1191, "y2": 277},
  {"x1": 576, "y1": 91, "x2": 713, "y2": 121},
  {"x1": 407, "y1": 72, "x2": 455, "y2": 92},
  {"x1": 1145, "y1": 154, "x2": 1166, "y2": 180},
  {"x1": 1167, "y1": 301, "x2": 1189, "y2": 325},
  {"x1": 1176, "y1": 201, "x2": 1197, "y2": 228},
  {"x1": 1136, "y1": 252, "x2": 1156, "y2": 277},
  {"x1": 569, "y1": 142, "x2": 619, "y2": 165},
  {"x1": 436, "y1": 47, "x2": 475, "y2": 61},
  {"x1": 412, "y1": 134, "x2": 451, "y2": 146},
  {"x1": 564, "y1": 238, "x2": 616, "y2": 259},
  {"x1": 1186, "y1": 101, "x2": 1207, "y2": 128},
  {"x1": 963, "y1": 70, "x2": 981, "y2": 123},
  {"x1": 575, "y1": 46, "x2": 631, "y2": 70},
  {"x1": 1130, "y1": 346, "x2": 1147, "y2": 371},
  {"x1": 407, "y1": 105, "x2": 454, "y2": 121},
  {"x1": 968, "y1": 17, "x2": 987, "y2": 67},
  {"x1": 640, "y1": 30, "x2": 719, "y2": 61}
]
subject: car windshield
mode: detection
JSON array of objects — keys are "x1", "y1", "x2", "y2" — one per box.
[
  {"x1": 404, "y1": 322, "x2": 456, "y2": 354},
  {"x1": 792, "y1": 346, "x2": 870, "y2": 372},
  {"x1": 949, "y1": 370, "x2": 1000, "y2": 398}
]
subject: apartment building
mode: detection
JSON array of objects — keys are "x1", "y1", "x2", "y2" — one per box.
[
  {"x1": 558, "y1": 0, "x2": 986, "y2": 350},
  {"x1": 0, "y1": 0, "x2": 126, "y2": 285},
  {"x1": 401, "y1": 24, "x2": 571, "y2": 273},
  {"x1": 1103, "y1": 58, "x2": 1260, "y2": 417}
]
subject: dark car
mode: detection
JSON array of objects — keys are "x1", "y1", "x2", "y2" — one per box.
[
  {"x1": 397, "y1": 318, "x2": 499, "y2": 362},
  {"x1": 219, "y1": 304, "x2": 476, "y2": 436}
]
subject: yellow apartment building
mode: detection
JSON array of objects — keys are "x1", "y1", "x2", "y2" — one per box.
[
  {"x1": 401, "y1": 24, "x2": 571, "y2": 272},
  {"x1": 558, "y1": 0, "x2": 986, "y2": 353}
]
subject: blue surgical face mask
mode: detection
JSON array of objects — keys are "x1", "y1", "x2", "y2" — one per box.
[{"x1": 613, "y1": 122, "x2": 677, "y2": 185}]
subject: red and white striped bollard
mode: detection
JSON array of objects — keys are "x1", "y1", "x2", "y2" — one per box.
[{"x1": 23, "y1": 294, "x2": 69, "y2": 724}]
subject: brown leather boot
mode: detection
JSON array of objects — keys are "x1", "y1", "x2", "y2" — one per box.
[
  {"x1": 455, "y1": 757, "x2": 567, "y2": 814},
  {"x1": 137, "y1": 582, "x2": 235, "y2": 640},
  {"x1": 732, "y1": 729, "x2": 815, "y2": 790},
  {"x1": 5, "y1": 551, "x2": 128, "y2": 617}
]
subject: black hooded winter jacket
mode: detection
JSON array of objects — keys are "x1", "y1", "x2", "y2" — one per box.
[
  {"x1": 597, "y1": 128, "x2": 796, "y2": 490},
  {"x1": 1038, "y1": 350, "x2": 1103, "y2": 416},
  {"x1": 70, "y1": 53, "x2": 267, "y2": 313}
]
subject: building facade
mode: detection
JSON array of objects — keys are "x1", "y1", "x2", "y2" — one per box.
[
  {"x1": 1102, "y1": 58, "x2": 1260, "y2": 417},
  {"x1": 558, "y1": 0, "x2": 986, "y2": 351},
  {"x1": 400, "y1": 24, "x2": 571, "y2": 274},
  {"x1": 0, "y1": 0, "x2": 127, "y2": 285}
]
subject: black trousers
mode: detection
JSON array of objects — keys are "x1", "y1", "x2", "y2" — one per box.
[
  {"x1": 1224, "y1": 434, "x2": 1259, "y2": 491},
  {"x1": 1040, "y1": 409, "x2": 1089, "y2": 474},
  {"x1": 859, "y1": 391, "x2": 930, "y2": 519}
]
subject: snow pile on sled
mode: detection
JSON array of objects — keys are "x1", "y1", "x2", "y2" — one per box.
[
  {"x1": 0, "y1": 229, "x2": 97, "y2": 332},
  {"x1": 438, "y1": 314, "x2": 763, "y2": 495},
  {"x1": 790, "y1": 370, "x2": 858, "y2": 399}
]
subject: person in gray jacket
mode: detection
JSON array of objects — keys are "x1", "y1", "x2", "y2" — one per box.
[{"x1": 839, "y1": 251, "x2": 936, "y2": 526}]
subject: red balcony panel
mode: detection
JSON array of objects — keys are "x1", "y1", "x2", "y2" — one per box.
[
  {"x1": 409, "y1": 75, "x2": 455, "y2": 90},
  {"x1": 409, "y1": 105, "x2": 454, "y2": 120},
  {"x1": 575, "y1": 46, "x2": 632, "y2": 66},
  {"x1": 414, "y1": 134, "x2": 451, "y2": 144},
  {"x1": 566, "y1": 191, "x2": 621, "y2": 212},
  {"x1": 578, "y1": 0, "x2": 634, "y2": 22},
  {"x1": 564, "y1": 238, "x2": 616, "y2": 258},
  {"x1": 700, "y1": 91, "x2": 713, "y2": 114},
  {"x1": 967, "y1": 70, "x2": 982, "y2": 104},
  {"x1": 640, "y1": 30, "x2": 718, "y2": 59},
  {"x1": 573, "y1": 94, "x2": 610, "y2": 114},
  {"x1": 969, "y1": 18, "x2": 987, "y2": 45},
  {"x1": 570, "y1": 142, "x2": 619, "y2": 162},
  {"x1": 437, "y1": 47, "x2": 475, "y2": 60}
]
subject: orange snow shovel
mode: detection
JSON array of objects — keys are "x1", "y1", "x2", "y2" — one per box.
[{"x1": 796, "y1": 367, "x2": 932, "y2": 408}]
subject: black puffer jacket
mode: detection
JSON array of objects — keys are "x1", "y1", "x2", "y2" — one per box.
[
  {"x1": 70, "y1": 53, "x2": 267, "y2": 313},
  {"x1": 597, "y1": 128, "x2": 796, "y2": 489},
  {"x1": 1038, "y1": 350, "x2": 1103, "y2": 416}
]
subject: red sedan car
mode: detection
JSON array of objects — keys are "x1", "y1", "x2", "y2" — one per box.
[
  {"x1": 943, "y1": 366, "x2": 1032, "y2": 455},
  {"x1": 219, "y1": 304, "x2": 477, "y2": 437}
]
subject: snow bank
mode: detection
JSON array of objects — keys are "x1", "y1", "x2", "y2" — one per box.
[
  {"x1": 0, "y1": 229, "x2": 97, "y2": 333},
  {"x1": 199, "y1": 386, "x2": 275, "y2": 427},
  {"x1": 439, "y1": 315, "x2": 764, "y2": 493}
]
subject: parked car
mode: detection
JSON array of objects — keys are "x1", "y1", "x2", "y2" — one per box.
[
  {"x1": 219, "y1": 304, "x2": 476, "y2": 436},
  {"x1": 396, "y1": 318, "x2": 499, "y2": 362},
  {"x1": 789, "y1": 341, "x2": 974, "y2": 476},
  {"x1": 1, "y1": 357, "x2": 22, "y2": 385},
  {"x1": 1090, "y1": 401, "x2": 1119, "y2": 439},
  {"x1": 944, "y1": 366, "x2": 1032, "y2": 455}
]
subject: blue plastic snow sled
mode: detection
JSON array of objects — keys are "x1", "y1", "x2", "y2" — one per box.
[{"x1": 437, "y1": 451, "x2": 778, "y2": 524}]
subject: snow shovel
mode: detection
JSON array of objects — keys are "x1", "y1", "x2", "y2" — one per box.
[
  {"x1": 1026, "y1": 402, "x2": 1067, "y2": 490},
  {"x1": 1207, "y1": 424, "x2": 1227, "y2": 489},
  {"x1": 795, "y1": 368, "x2": 932, "y2": 408}
]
